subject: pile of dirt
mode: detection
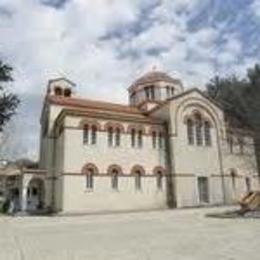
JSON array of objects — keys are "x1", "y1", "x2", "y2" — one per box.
[
  {"x1": 238, "y1": 191, "x2": 260, "y2": 213},
  {"x1": 207, "y1": 191, "x2": 260, "y2": 219}
]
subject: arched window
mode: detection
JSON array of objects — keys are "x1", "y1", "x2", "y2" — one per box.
[
  {"x1": 82, "y1": 163, "x2": 99, "y2": 190},
  {"x1": 204, "y1": 121, "x2": 211, "y2": 146},
  {"x1": 131, "y1": 129, "x2": 136, "y2": 147},
  {"x1": 135, "y1": 171, "x2": 142, "y2": 190},
  {"x1": 166, "y1": 86, "x2": 170, "y2": 98},
  {"x1": 64, "y1": 88, "x2": 71, "y2": 97},
  {"x1": 111, "y1": 169, "x2": 119, "y2": 190},
  {"x1": 83, "y1": 125, "x2": 89, "y2": 144},
  {"x1": 108, "y1": 127, "x2": 113, "y2": 147},
  {"x1": 171, "y1": 87, "x2": 175, "y2": 96},
  {"x1": 245, "y1": 177, "x2": 251, "y2": 193},
  {"x1": 91, "y1": 125, "x2": 97, "y2": 145},
  {"x1": 138, "y1": 130, "x2": 143, "y2": 148},
  {"x1": 151, "y1": 85, "x2": 155, "y2": 100},
  {"x1": 227, "y1": 134, "x2": 234, "y2": 153},
  {"x1": 238, "y1": 136, "x2": 244, "y2": 154},
  {"x1": 54, "y1": 87, "x2": 62, "y2": 96},
  {"x1": 156, "y1": 171, "x2": 163, "y2": 190},
  {"x1": 195, "y1": 114, "x2": 203, "y2": 146},
  {"x1": 230, "y1": 170, "x2": 236, "y2": 190},
  {"x1": 187, "y1": 119, "x2": 194, "y2": 145},
  {"x1": 115, "y1": 127, "x2": 121, "y2": 147},
  {"x1": 152, "y1": 131, "x2": 157, "y2": 149},
  {"x1": 86, "y1": 168, "x2": 94, "y2": 189},
  {"x1": 158, "y1": 132, "x2": 163, "y2": 149}
]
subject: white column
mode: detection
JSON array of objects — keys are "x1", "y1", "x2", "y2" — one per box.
[{"x1": 21, "y1": 186, "x2": 27, "y2": 211}]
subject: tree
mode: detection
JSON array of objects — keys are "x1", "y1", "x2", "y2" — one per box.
[
  {"x1": 0, "y1": 60, "x2": 20, "y2": 132},
  {"x1": 206, "y1": 64, "x2": 260, "y2": 174}
]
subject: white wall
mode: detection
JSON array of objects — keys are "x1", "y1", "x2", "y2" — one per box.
[
  {"x1": 58, "y1": 116, "x2": 167, "y2": 212},
  {"x1": 62, "y1": 175, "x2": 167, "y2": 212}
]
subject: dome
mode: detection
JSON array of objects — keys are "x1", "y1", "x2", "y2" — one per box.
[{"x1": 130, "y1": 71, "x2": 181, "y2": 90}]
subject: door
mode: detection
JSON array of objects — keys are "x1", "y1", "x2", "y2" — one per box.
[{"x1": 198, "y1": 177, "x2": 209, "y2": 203}]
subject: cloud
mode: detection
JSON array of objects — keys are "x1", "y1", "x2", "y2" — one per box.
[
  {"x1": 251, "y1": 0, "x2": 260, "y2": 18},
  {"x1": 40, "y1": 0, "x2": 69, "y2": 9},
  {"x1": 0, "y1": 0, "x2": 259, "y2": 160}
]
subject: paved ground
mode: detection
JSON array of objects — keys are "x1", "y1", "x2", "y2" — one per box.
[{"x1": 0, "y1": 207, "x2": 259, "y2": 260}]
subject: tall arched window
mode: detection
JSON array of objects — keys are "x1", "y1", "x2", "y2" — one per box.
[
  {"x1": 204, "y1": 121, "x2": 211, "y2": 146},
  {"x1": 195, "y1": 114, "x2": 203, "y2": 146},
  {"x1": 151, "y1": 85, "x2": 155, "y2": 100},
  {"x1": 131, "y1": 129, "x2": 136, "y2": 147},
  {"x1": 231, "y1": 170, "x2": 236, "y2": 191},
  {"x1": 152, "y1": 131, "x2": 157, "y2": 149},
  {"x1": 227, "y1": 133, "x2": 234, "y2": 153},
  {"x1": 171, "y1": 87, "x2": 175, "y2": 96},
  {"x1": 238, "y1": 136, "x2": 244, "y2": 154},
  {"x1": 86, "y1": 168, "x2": 94, "y2": 189},
  {"x1": 187, "y1": 119, "x2": 194, "y2": 145},
  {"x1": 245, "y1": 177, "x2": 251, "y2": 193},
  {"x1": 156, "y1": 171, "x2": 163, "y2": 190},
  {"x1": 135, "y1": 171, "x2": 142, "y2": 190},
  {"x1": 108, "y1": 127, "x2": 113, "y2": 147},
  {"x1": 166, "y1": 86, "x2": 170, "y2": 98},
  {"x1": 111, "y1": 169, "x2": 119, "y2": 190},
  {"x1": 82, "y1": 163, "x2": 99, "y2": 190},
  {"x1": 91, "y1": 125, "x2": 97, "y2": 145},
  {"x1": 138, "y1": 130, "x2": 143, "y2": 148},
  {"x1": 83, "y1": 125, "x2": 89, "y2": 144},
  {"x1": 158, "y1": 132, "x2": 163, "y2": 149},
  {"x1": 115, "y1": 127, "x2": 121, "y2": 147}
]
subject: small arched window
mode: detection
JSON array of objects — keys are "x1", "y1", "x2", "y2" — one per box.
[
  {"x1": 204, "y1": 121, "x2": 211, "y2": 146},
  {"x1": 108, "y1": 127, "x2": 113, "y2": 147},
  {"x1": 86, "y1": 168, "x2": 94, "y2": 189},
  {"x1": 195, "y1": 114, "x2": 203, "y2": 146},
  {"x1": 91, "y1": 125, "x2": 97, "y2": 145},
  {"x1": 187, "y1": 119, "x2": 194, "y2": 145},
  {"x1": 152, "y1": 131, "x2": 157, "y2": 149},
  {"x1": 115, "y1": 127, "x2": 121, "y2": 147},
  {"x1": 111, "y1": 169, "x2": 119, "y2": 190},
  {"x1": 64, "y1": 88, "x2": 71, "y2": 97},
  {"x1": 137, "y1": 130, "x2": 143, "y2": 148},
  {"x1": 54, "y1": 87, "x2": 62, "y2": 96},
  {"x1": 135, "y1": 170, "x2": 142, "y2": 190},
  {"x1": 131, "y1": 129, "x2": 136, "y2": 147}
]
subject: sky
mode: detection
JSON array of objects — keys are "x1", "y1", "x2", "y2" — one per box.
[{"x1": 0, "y1": 0, "x2": 260, "y2": 160}]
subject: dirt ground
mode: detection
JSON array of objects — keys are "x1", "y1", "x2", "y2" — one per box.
[{"x1": 0, "y1": 207, "x2": 259, "y2": 260}]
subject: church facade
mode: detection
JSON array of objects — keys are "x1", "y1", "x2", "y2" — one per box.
[{"x1": 30, "y1": 71, "x2": 259, "y2": 213}]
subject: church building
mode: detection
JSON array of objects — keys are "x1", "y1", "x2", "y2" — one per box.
[{"x1": 20, "y1": 71, "x2": 259, "y2": 213}]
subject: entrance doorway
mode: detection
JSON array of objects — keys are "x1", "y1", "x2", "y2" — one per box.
[
  {"x1": 198, "y1": 177, "x2": 209, "y2": 203},
  {"x1": 27, "y1": 178, "x2": 45, "y2": 211}
]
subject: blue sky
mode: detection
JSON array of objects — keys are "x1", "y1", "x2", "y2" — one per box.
[{"x1": 0, "y1": 0, "x2": 259, "y2": 159}]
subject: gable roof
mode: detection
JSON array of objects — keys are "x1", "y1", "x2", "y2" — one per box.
[
  {"x1": 48, "y1": 95, "x2": 142, "y2": 115},
  {"x1": 48, "y1": 95, "x2": 164, "y2": 128},
  {"x1": 148, "y1": 88, "x2": 224, "y2": 115}
]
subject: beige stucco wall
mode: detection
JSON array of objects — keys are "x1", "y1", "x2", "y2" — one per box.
[
  {"x1": 63, "y1": 117, "x2": 166, "y2": 175},
  {"x1": 56, "y1": 116, "x2": 167, "y2": 212},
  {"x1": 62, "y1": 175, "x2": 167, "y2": 212}
]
